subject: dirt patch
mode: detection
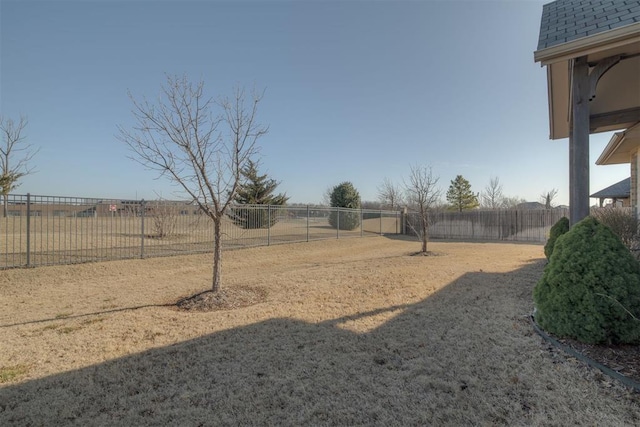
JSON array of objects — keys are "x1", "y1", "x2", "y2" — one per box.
[
  {"x1": 1, "y1": 238, "x2": 639, "y2": 425},
  {"x1": 409, "y1": 250, "x2": 444, "y2": 257},
  {"x1": 175, "y1": 286, "x2": 268, "y2": 312}
]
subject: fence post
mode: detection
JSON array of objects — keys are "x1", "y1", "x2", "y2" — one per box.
[
  {"x1": 306, "y1": 205, "x2": 310, "y2": 242},
  {"x1": 140, "y1": 199, "x2": 145, "y2": 259},
  {"x1": 267, "y1": 205, "x2": 271, "y2": 246},
  {"x1": 360, "y1": 209, "x2": 363, "y2": 237},
  {"x1": 26, "y1": 193, "x2": 31, "y2": 267},
  {"x1": 380, "y1": 210, "x2": 383, "y2": 235},
  {"x1": 402, "y1": 207, "x2": 407, "y2": 235},
  {"x1": 471, "y1": 210, "x2": 475, "y2": 239},
  {"x1": 336, "y1": 207, "x2": 340, "y2": 239}
]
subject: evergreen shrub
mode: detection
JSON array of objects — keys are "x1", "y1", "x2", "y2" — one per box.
[
  {"x1": 230, "y1": 160, "x2": 288, "y2": 229},
  {"x1": 544, "y1": 216, "x2": 569, "y2": 260},
  {"x1": 533, "y1": 216, "x2": 640, "y2": 344},
  {"x1": 328, "y1": 182, "x2": 361, "y2": 230},
  {"x1": 228, "y1": 206, "x2": 276, "y2": 229}
]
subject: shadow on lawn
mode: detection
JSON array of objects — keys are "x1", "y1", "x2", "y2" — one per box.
[
  {"x1": 0, "y1": 303, "x2": 176, "y2": 329},
  {"x1": 3, "y1": 258, "x2": 633, "y2": 425}
]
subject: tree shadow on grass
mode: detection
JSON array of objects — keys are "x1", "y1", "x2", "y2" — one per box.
[
  {"x1": 0, "y1": 304, "x2": 176, "y2": 329},
  {"x1": 2, "y1": 260, "x2": 639, "y2": 425}
]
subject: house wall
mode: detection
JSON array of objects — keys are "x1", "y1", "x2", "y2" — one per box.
[{"x1": 600, "y1": 198, "x2": 630, "y2": 208}]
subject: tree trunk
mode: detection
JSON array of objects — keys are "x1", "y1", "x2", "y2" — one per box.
[
  {"x1": 421, "y1": 215, "x2": 428, "y2": 253},
  {"x1": 212, "y1": 217, "x2": 223, "y2": 292},
  {"x1": 3, "y1": 194, "x2": 7, "y2": 218}
]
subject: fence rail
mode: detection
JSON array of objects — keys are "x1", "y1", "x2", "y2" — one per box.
[{"x1": 0, "y1": 194, "x2": 402, "y2": 268}]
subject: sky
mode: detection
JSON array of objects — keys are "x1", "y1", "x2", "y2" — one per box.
[{"x1": 0, "y1": 0, "x2": 631, "y2": 206}]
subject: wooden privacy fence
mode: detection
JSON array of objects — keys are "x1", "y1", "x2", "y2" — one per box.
[{"x1": 406, "y1": 208, "x2": 569, "y2": 243}]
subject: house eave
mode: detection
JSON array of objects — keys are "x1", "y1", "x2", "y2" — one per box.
[
  {"x1": 596, "y1": 132, "x2": 626, "y2": 165},
  {"x1": 596, "y1": 122, "x2": 640, "y2": 165},
  {"x1": 535, "y1": 22, "x2": 640, "y2": 140},
  {"x1": 534, "y1": 22, "x2": 640, "y2": 66}
]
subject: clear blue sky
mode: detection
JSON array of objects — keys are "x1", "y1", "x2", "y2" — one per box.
[{"x1": 0, "y1": 0, "x2": 629, "y2": 205}]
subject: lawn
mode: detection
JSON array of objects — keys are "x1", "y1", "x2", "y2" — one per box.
[{"x1": 1, "y1": 237, "x2": 638, "y2": 425}]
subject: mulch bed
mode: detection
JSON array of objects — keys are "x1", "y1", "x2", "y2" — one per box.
[
  {"x1": 560, "y1": 337, "x2": 640, "y2": 386},
  {"x1": 175, "y1": 286, "x2": 268, "y2": 312}
]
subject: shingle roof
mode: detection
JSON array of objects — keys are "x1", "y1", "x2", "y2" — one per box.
[
  {"x1": 589, "y1": 177, "x2": 631, "y2": 198},
  {"x1": 515, "y1": 201, "x2": 546, "y2": 210},
  {"x1": 537, "y1": 0, "x2": 640, "y2": 50}
]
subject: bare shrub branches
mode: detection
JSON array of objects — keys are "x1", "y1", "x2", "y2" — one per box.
[
  {"x1": 377, "y1": 177, "x2": 404, "y2": 210},
  {"x1": 591, "y1": 207, "x2": 639, "y2": 250},
  {"x1": 148, "y1": 200, "x2": 179, "y2": 239}
]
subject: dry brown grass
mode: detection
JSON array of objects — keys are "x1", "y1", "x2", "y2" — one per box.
[{"x1": 1, "y1": 237, "x2": 639, "y2": 425}]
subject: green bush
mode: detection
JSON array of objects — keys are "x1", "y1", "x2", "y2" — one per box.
[
  {"x1": 329, "y1": 209, "x2": 361, "y2": 231},
  {"x1": 328, "y1": 182, "x2": 361, "y2": 230},
  {"x1": 227, "y1": 206, "x2": 276, "y2": 229},
  {"x1": 544, "y1": 216, "x2": 569, "y2": 260},
  {"x1": 533, "y1": 216, "x2": 640, "y2": 344}
]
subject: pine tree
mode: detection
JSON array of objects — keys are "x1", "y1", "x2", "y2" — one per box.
[
  {"x1": 231, "y1": 160, "x2": 288, "y2": 229},
  {"x1": 235, "y1": 160, "x2": 288, "y2": 205},
  {"x1": 328, "y1": 181, "x2": 361, "y2": 230},
  {"x1": 446, "y1": 175, "x2": 479, "y2": 212}
]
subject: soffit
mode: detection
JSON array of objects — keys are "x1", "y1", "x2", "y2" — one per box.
[
  {"x1": 535, "y1": 0, "x2": 640, "y2": 140},
  {"x1": 596, "y1": 121, "x2": 640, "y2": 164}
]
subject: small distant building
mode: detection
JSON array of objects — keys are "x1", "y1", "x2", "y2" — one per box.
[
  {"x1": 590, "y1": 177, "x2": 631, "y2": 207},
  {"x1": 515, "y1": 202, "x2": 546, "y2": 210}
]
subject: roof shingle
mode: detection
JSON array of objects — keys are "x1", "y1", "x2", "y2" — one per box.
[
  {"x1": 589, "y1": 177, "x2": 631, "y2": 198},
  {"x1": 537, "y1": 0, "x2": 640, "y2": 51}
]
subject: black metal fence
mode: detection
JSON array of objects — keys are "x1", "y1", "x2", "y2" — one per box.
[
  {"x1": 0, "y1": 193, "x2": 574, "y2": 269},
  {"x1": 0, "y1": 194, "x2": 402, "y2": 268}
]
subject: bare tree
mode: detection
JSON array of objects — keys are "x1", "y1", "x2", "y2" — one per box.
[
  {"x1": 118, "y1": 75, "x2": 267, "y2": 292},
  {"x1": 322, "y1": 186, "x2": 333, "y2": 206},
  {"x1": 481, "y1": 176, "x2": 504, "y2": 209},
  {"x1": 0, "y1": 116, "x2": 39, "y2": 217},
  {"x1": 377, "y1": 177, "x2": 404, "y2": 209},
  {"x1": 404, "y1": 165, "x2": 441, "y2": 254},
  {"x1": 540, "y1": 188, "x2": 559, "y2": 209},
  {"x1": 502, "y1": 196, "x2": 527, "y2": 209}
]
